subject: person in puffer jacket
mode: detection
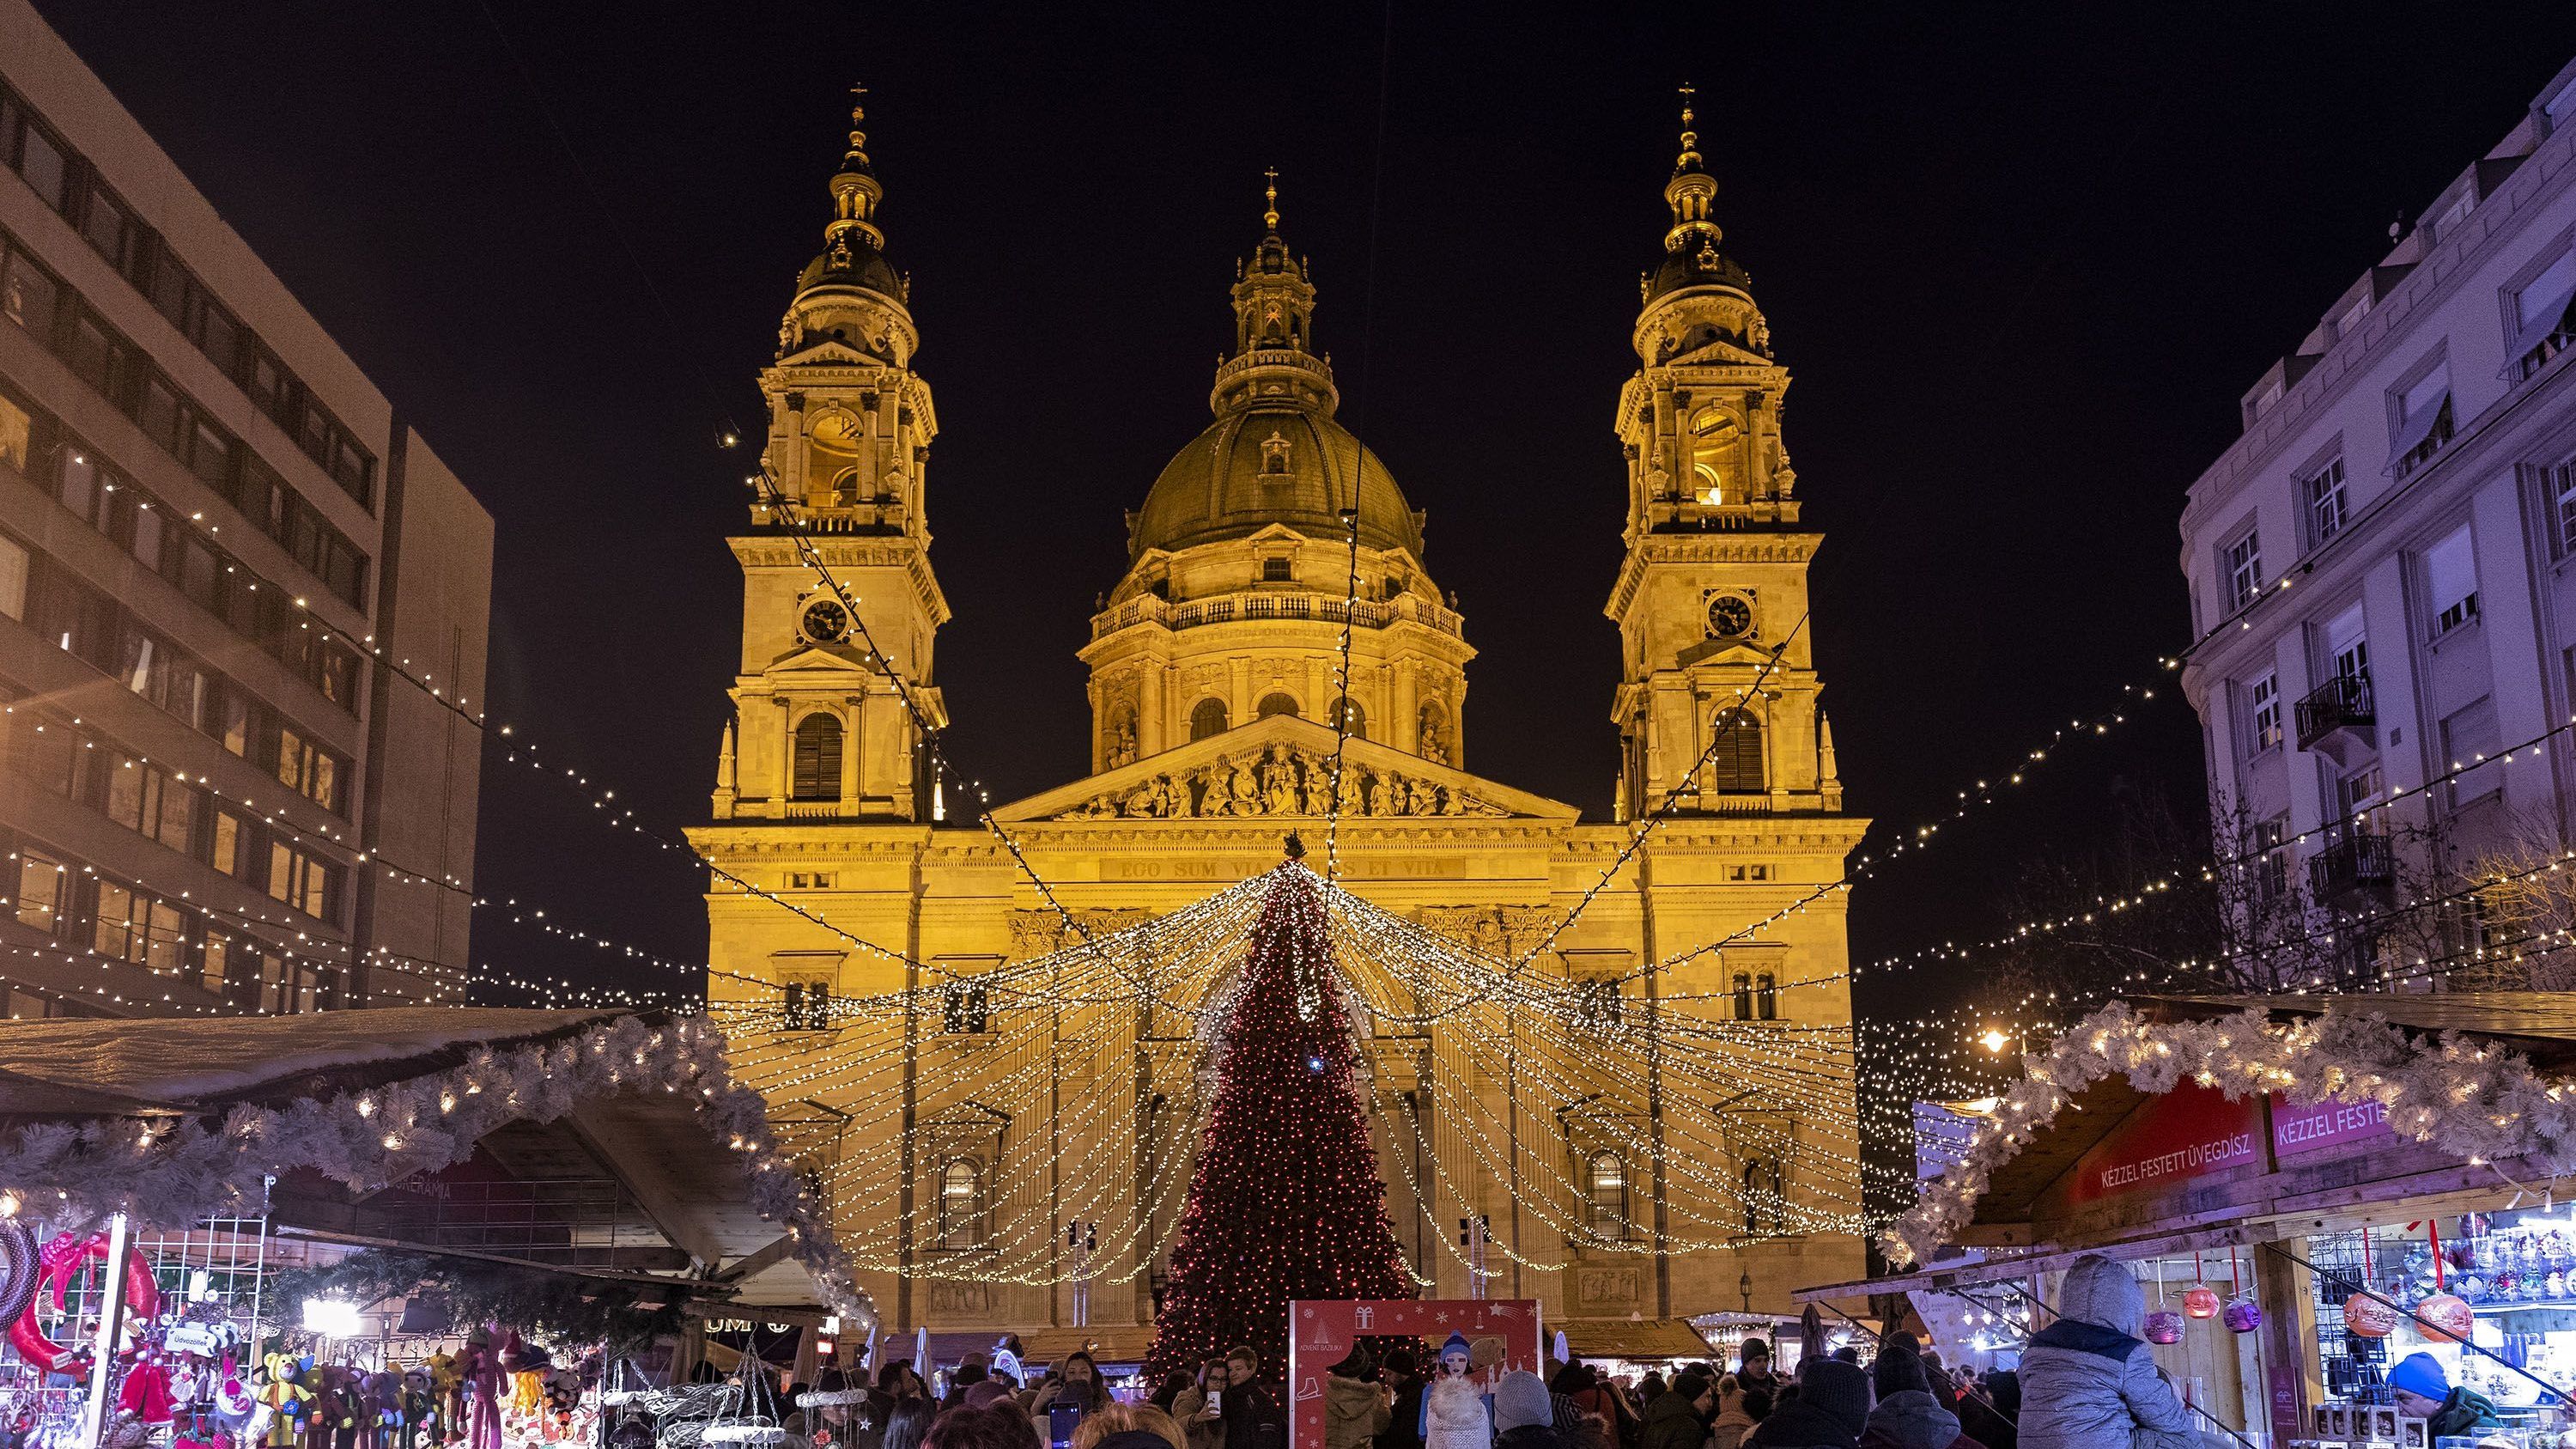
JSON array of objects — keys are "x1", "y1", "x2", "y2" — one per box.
[{"x1": 2019, "y1": 1256, "x2": 2197, "y2": 1449}]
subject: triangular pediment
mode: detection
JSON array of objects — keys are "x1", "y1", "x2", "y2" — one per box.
[
  {"x1": 992, "y1": 713, "x2": 1580, "y2": 823},
  {"x1": 780, "y1": 338, "x2": 886, "y2": 368},
  {"x1": 1667, "y1": 337, "x2": 1773, "y2": 369},
  {"x1": 762, "y1": 642, "x2": 872, "y2": 675},
  {"x1": 1677, "y1": 637, "x2": 1776, "y2": 668}
]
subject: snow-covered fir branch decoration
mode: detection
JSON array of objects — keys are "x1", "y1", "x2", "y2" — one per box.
[
  {"x1": 0, "y1": 1014, "x2": 871, "y2": 1322},
  {"x1": 1886, "y1": 1002, "x2": 2576, "y2": 1269}
]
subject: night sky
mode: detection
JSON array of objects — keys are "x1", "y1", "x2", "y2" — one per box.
[{"x1": 32, "y1": 3, "x2": 2576, "y2": 1024}]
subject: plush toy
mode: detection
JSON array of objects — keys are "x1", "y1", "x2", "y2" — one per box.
[
  {"x1": 118, "y1": 1347, "x2": 178, "y2": 1424},
  {"x1": 254, "y1": 1355, "x2": 311, "y2": 1449}
]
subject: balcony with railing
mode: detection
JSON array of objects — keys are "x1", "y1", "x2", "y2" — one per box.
[
  {"x1": 2293, "y1": 673, "x2": 2375, "y2": 755},
  {"x1": 2308, "y1": 829, "x2": 2394, "y2": 900},
  {"x1": 1091, "y1": 589, "x2": 1464, "y2": 642}
]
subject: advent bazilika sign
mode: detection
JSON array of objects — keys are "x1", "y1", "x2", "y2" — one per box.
[{"x1": 1286, "y1": 1300, "x2": 1545, "y2": 1449}]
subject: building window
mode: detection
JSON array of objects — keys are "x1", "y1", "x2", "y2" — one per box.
[
  {"x1": 1261, "y1": 557, "x2": 1293, "y2": 582},
  {"x1": 13, "y1": 853, "x2": 61, "y2": 933},
  {"x1": 1328, "y1": 696, "x2": 1365, "y2": 739},
  {"x1": 0, "y1": 393, "x2": 27, "y2": 475},
  {"x1": 2304, "y1": 458, "x2": 2348, "y2": 547},
  {"x1": 782, "y1": 979, "x2": 832, "y2": 1032},
  {"x1": 2255, "y1": 814, "x2": 2290, "y2": 905},
  {"x1": 1731, "y1": 971, "x2": 1753, "y2": 1021},
  {"x1": 2441, "y1": 696, "x2": 2501, "y2": 807},
  {"x1": 2554, "y1": 460, "x2": 2576, "y2": 558},
  {"x1": 1256, "y1": 692, "x2": 1299, "y2": 720},
  {"x1": 2392, "y1": 365, "x2": 2455, "y2": 482},
  {"x1": 1572, "y1": 977, "x2": 1622, "y2": 1032},
  {"x1": 2223, "y1": 528, "x2": 2263, "y2": 609},
  {"x1": 268, "y1": 843, "x2": 333, "y2": 922},
  {"x1": 1706, "y1": 708, "x2": 1764, "y2": 793},
  {"x1": 942, "y1": 982, "x2": 991, "y2": 1035},
  {"x1": 1755, "y1": 971, "x2": 1778, "y2": 1020},
  {"x1": 1189, "y1": 698, "x2": 1229, "y2": 741},
  {"x1": 2425, "y1": 523, "x2": 2479, "y2": 636},
  {"x1": 276, "y1": 727, "x2": 340, "y2": 813},
  {"x1": 1585, "y1": 1151, "x2": 1627, "y2": 1238},
  {"x1": 792, "y1": 713, "x2": 843, "y2": 800},
  {"x1": 1689, "y1": 407, "x2": 1742, "y2": 505},
  {"x1": 2514, "y1": 248, "x2": 2576, "y2": 379},
  {"x1": 938, "y1": 1159, "x2": 987, "y2": 1250},
  {"x1": 1741, "y1": 1154, "x2": 1788, "y2": 1235},
  {"x1": 2247, "y1": 672, "x2": 2282, "y2": 753}
]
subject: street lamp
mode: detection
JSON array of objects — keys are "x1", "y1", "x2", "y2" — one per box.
[{"x1": 1739, "y1": 1268, "x2": 1753, "y2": 1313}]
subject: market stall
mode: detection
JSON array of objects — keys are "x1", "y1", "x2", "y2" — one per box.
[
  {"x1": 0, "y1": 1008, "x2": 873, "y2": 1448},
  {"x1": 1799, "y1": 994, "x2": 2576, "y2": 1449}
]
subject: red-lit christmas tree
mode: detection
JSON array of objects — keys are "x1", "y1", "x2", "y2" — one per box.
[{"x1": 1145, "y1": 849, "x2": 1413, "y2": 1376}]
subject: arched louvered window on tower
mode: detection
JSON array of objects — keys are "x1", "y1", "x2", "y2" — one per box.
[
  {"x1": 1586, "y1": 1150, "x2": 1628, "y2": 1239},
  {"x1": 1190, "y1": 697, "x2": 1230, "y2": 741},
  {"x1": 792, "y1": 713, "x2": 843, "y2": 800},
  {"x1": 1706, "y1": 708, "x2": 1765, "y2": 794},
  {"x1": 938, "y1": 1158, "x2": 987, "y2": 1250}
]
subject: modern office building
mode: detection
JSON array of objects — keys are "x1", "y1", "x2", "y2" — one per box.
[
  {"x1": 0, "y1": 0, "x2": 491, "y2": 1015},
  {"x1": 2179, "y1": 57, "x2": 2576, "y2": 987}
]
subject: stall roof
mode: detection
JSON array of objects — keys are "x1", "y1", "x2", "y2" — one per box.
[
  {"x1": 1559, "y1": 1318, "x2": 1715, "y2": 1362},
  {"x1": 0, "y1": 1008, "x2": 864, "y2": 1317},
  {"x1": 0, "y1": 1008, "x2": 624, "y2": 1115},
  {"x1": 1949, "y1": 993, "x2": 2576, "y2": 1230},
  {"x1": 1796, "y1": 993, "x2": 2576, "y2": 1303}
]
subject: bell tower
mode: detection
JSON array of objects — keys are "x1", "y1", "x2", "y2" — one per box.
[
  {"x1": 1606, "y1": 89, "x2": 1840, "y2": 821},
  {"x1": 714, "y1": 88, "x2": 950, "y2": 823}
]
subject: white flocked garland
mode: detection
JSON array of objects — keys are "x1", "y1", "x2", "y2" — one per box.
[
  {"x1": 0, "y1": 1014, "x2": 871, "y2": 1324},
  {"x1": 1886, "y1": 1002, "x2": 2576, "y2": 1269}
]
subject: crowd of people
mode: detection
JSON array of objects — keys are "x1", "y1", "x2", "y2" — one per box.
[{"x1": 781, "y1": 1254, "x2": 2294, "y2": 1449}]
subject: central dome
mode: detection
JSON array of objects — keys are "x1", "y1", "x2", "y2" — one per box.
[{"x1": 1131, "y1": 402, "x2": 1425, "y2": 560}]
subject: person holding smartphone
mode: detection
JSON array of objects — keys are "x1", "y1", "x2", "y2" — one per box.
[{"x1": 1173, "y1": 1360, "x2": 1230, "y2": 1449}]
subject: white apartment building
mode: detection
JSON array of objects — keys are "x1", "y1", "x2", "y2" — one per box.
[{"x1": 2179, "y1": 56, "x2": 2576, "y2": 983}]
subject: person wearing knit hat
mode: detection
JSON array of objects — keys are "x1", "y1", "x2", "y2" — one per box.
[
  {"x1": 1423, "y1": 1335, "x2": 1491, "y2": 1449},
  {"x1": 1871, "y1": 1342, "x2": 1929, "y2": 1404},
  {"x1": 1747, "y1": 1360, "x2": 1870, "y2": 1449},
  {"x1": 1493, "y1": 1372, "x2": 1561, "y2": 1449},
  {"x1": 2390, "y1": 1355, "x2": 2501, "y2": 1441},
  {"x1": 1860, "y1": 1340, "x2": 1982, "y2": 1449}
]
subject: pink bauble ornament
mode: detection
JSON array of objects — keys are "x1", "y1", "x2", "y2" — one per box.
[
  {"x1": 2415, "y1": 1293, "x2": 2473, "y2": 1343},
  {"x1": 2183, "y1": 1287, "x2": 2221, "y2": 1319},
  {"x1": 2342, "y1": 1293, "x2": 2398, "y2": 1337},
  {"x1": 2144, "y1": 1311, "x2": 2185, "y2": 1344},
  {"x1": 2222, "y1": 1300, "x2": 2262, "y2": 1333}
]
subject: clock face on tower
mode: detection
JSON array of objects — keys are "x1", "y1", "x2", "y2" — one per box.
[
  {"x1": 800, "y1": 597, "x2": 851, "y2": 645},
  {"x1": 1705, "y1": 593, "x2": 1753, "y2": 640}
]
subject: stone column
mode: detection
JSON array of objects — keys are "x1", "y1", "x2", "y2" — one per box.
[
  {"x1": 1394, "y1": 660, "x2": 1419, "y2": 756},
  {"x1": 841, "y1": 696, "x2": 864, "y2": 808}
]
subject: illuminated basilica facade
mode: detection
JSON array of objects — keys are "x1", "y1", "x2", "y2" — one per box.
[{"x1": 690, "y1": 100, "x2": 1868, "y2": 1336}]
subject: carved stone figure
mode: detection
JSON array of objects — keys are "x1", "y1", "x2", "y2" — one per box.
[
  {"x1": 1361, "y1": 770, "x2": 1386, "y2": 816},
  {"x1": 1301, "y1": 763, "x2": 1332, "y2": 816},
  {"x1": 1107, "y1": 720, "x2": 1138, "y2": 770},
  {"x1": 1161, "y1": 774, "x2": 1190, "y2": 818},
  {"x1": 1336, "y1": 766, "x2": 1363, "y2": 816},
  {"x1": 1419, "y1": 707, "x2": 1451, "y2": 767},
  {"x1": 1121, "y1": 778, "x2": 1160, "y2": 817},
  {"x1": 1406, "y1": 776, "x2": 1435, "y2": 815},
  {"x1": 1261, "y1": 746, "x2": 1297, "y2": 814},
  {"x1": 1227, "y1": 756, "x2": 1261, "y2": 816}
]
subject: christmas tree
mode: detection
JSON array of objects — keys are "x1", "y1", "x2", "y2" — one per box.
[{"x1": 1146, "y1": 849, "x2": 1413, "y2": 1375}]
